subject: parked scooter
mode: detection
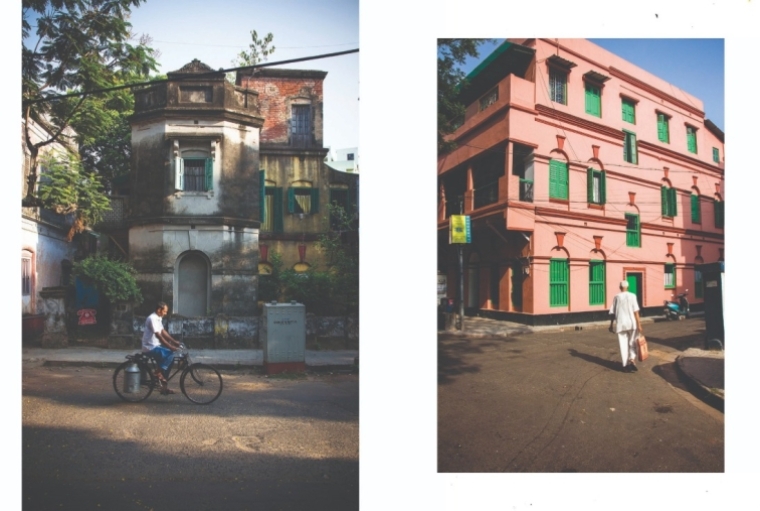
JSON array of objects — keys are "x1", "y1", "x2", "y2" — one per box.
[{"x1": 664, "y1": 290, "x2": 690, "y2": 320}]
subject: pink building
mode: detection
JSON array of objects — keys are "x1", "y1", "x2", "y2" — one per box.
[{"x1": 437, "y1": 39, "x2": 724, "y2": 325}]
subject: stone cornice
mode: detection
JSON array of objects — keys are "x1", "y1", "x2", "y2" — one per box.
[
  {"x1": 131, "y1": 109, "x2": 265, "y2": 128},
  {"x1": 127, "y1": 216, "x2": 260, "y2": 228},
  {"x1": 637, "y1": 140, "x2": 724, "y2": 176},
  {"x1": 535, "y1": 104, "x2": 624, "y2": 140}
]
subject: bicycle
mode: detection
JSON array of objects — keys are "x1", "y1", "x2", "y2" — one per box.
[{"x1": 113, "y1": 343, "x2": 223, "y2": 405}]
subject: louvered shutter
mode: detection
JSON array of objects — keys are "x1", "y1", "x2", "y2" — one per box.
[
  {"x1": 691, "y1": 194, "x2": 700, "y2": 223},
  {"x1": 205, "y1": 158, "x2": 213, "y2": 191},
  {"x1": 274, "y1": 188, "x2": 284, "y2": 232},
  {"x1": 310, "y1": 188, "x2": 319, "y2": 214},
  {"x1": 259, "y1": 170, "x2": 266, "y2": 222},
  {"x1": 661, "y1": 186, "x2": 668, "y2": 216},
  {"x1": 600, "y1": 171, "x2": 606, "y2": 204},
  {"x1": 630, "y1": 133, "x2": 637, "y2": 164},
  {"x1": 287, "y1": 187, "x2": 295, "y2": 213},
  {"x1": 587, "y1": 168, "x2": 593, "y2": 203},
  {"x1": 669, "y1": 187, "x2": 677, "y2": 217}
]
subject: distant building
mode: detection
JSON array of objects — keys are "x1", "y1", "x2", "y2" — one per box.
[
  {"x1": 236, "y1": 68, "x2": 358, "y2": 275},
  {"x1": 437, "y1": 39, "x2": 724, "y2": 325}
]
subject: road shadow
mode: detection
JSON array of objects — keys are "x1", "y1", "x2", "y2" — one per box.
[
  {"x1": 645, "y1": 331, "x2": 706, "y2": 351},
  {"x1": 438, "y1": 336, "x2": 518, "y2": 384},
  {"x1": 567, "y1": 348, "x2": 624, "y2": 372}
]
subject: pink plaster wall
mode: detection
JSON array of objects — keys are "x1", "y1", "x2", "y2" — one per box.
[{"x1": 439, "y1": 38, "x2": 724, "y2": 318}]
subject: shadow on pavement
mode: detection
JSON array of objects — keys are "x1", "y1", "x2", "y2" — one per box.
[
  {"x1": 568, "y1": 348, "x2": 624, "y2": 372},
  {"x1": 438, "y1": 336, "x2": 517, "y2": 384}
]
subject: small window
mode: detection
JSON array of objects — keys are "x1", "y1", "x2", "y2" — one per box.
[
  {"x1": 657, "y1": 113, "x2": 670, "y2": 143},
  {"x1": 585, "y1": 83, "x2": 601, "y2": 117},
  {"x1": 589, "y1": 260, "x2": 605, "y2": 306},
  {"x1": 587, "y1": 168, "x2": 606, "y2": 205},
  {"x1": 259, "y1": 170, "x2": 283, "y2": 233},
  {"x1": 549, "y1": 159, "x2": 569, "y2": 200},
  {"x1": 291, "y1": 104, "x2": 312, "y2": 147},
  {"x1": 22, "y1": 256, "x2": 32, "y2": 296},
  {"x1": 712, "y1": 147, "x2": 720, "y2": 163},
  {"x1": 691, "y1": 194, "x2": 701, "y2": 224},
  {"x1": 183, "y1": 158, "x2": 212, "y2": 192},
  {"x1": 622, "y1": 98, "x2": 636, "y2": 124},
  {"x1": 686, "y1": 125, "x2": 698, "y2": 154},
  {"x1": 623, "y1": 131, "x2": 638, "y2": 164},
  {"x1": 479, "y1": 87, "x2": 498, "y2": 111},
  {"x1": 664, "y1": 263, "x2": 676, "y2": 289},
  {"x1": 549, "y1": 68, "x2": 567, "y2": 105},
  {"x1": 661, "y1": 186, "x2": 677, "y2": 218},
  {"x1": 625, "y1": 213, "x2": 640, "y2": 248},
  {"x1": 549, "y1": 259, "x2": 569, "y2": 307},
  {"x1": 347, "y1": 153, "x2": 355, "y2": 161},
  {"x1": 288, "y1": 185, "x2": 319, "y2": 215}
]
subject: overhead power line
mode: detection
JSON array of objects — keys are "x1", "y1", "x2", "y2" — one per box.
[{"x1": 23, "y1": 48, "x2": 359, "y2": 107}]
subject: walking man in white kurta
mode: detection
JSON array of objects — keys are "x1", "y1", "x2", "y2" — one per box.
[{"x1": 609, "y1": 280, "x2": 643, "y2": 372}]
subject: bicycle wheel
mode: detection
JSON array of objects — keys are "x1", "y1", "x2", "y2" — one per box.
[
  {"x1": 113, "y1": 361, "x2": 156, "y2": 402},
  {"x1": 180, "y1": 363, "x2": 223, "y2": 404}
]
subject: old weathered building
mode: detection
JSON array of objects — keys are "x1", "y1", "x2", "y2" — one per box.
[
  {"x1": 236, "y1": 68, "x2": 358, "y2": 275},
  {"x1": 128, "y1": 59, "x2": 263, "y2": 324}
]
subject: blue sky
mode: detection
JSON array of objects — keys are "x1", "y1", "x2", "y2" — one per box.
[
  {"x1": 457, "y1": 38, "x2": 724, "y2": 131},
  {"x1": 22, "y1": 0, "x2": 359, "y2": 150}
]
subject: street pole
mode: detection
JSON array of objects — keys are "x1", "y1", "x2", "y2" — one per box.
[{"x1": 458, "y1": 197, "x2": 464, "y2": 331}]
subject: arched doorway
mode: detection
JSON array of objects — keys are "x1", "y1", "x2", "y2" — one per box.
[{"x1": 177, "y1": 251, "x2": 209, "y2": 317}]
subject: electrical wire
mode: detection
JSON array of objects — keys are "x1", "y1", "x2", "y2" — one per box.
[{"x1": 23, "y1": 48, "x2": 359, "y2": 106}]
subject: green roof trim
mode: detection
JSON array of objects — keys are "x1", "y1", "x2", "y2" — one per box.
[{"x1": 465, "y1": 41, "x2": 515, "y2": 83}]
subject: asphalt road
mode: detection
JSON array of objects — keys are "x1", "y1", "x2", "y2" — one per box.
[
  {"x1": 438, "y1": 318, "x2": 724, "y2": 472},
  {"x1": 22, "y1": 364, "x2": 358, "y2": 510}
]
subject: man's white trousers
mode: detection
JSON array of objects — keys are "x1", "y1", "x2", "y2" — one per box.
[{"x1": 617, "y1": 329, "x2": 638, "y2": 367}]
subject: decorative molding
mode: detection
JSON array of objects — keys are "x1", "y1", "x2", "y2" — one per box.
[
  {"x1": 556, "y1": 135, "x2": 565, "y2": 151},
  {"x1": 535, "y1": 104, "x2": 625, "y2": 140},
  {"x1": 608, "y1": 66, "x2": 704, "y2": 118},
  {"x1": 628, "y1": 192, "x2": 636, "y2": 205},
  {"x1": 555, "y1": 232, "x2": 566, "y2": 248},
  {"x1": 667, "y1": 242, "x2": 674, "y2": 255},
  {"x1": 663, "y1": 166, "x2": 669, "y2": 179},
  {"x1": 637, "y1": 140, "x2": 723, "y2": 175},
  {"x1": 593, "y1": 236, "x2": 603, "y2": 251},
  {"x1": 592, "y1": 145, "x2": 600, "y2": 160}
]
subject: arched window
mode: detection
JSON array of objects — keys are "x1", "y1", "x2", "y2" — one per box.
[{"x1": 176, "y1": 251, "x2": 209, "y2": 317}]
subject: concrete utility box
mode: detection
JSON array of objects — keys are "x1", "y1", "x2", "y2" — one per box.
[
  {"x1": 697, "y1": 261, "x2": 724, "y2": 349},
  {"x1": 261, "y1": 302, "x2": 306, "y2": 374}
]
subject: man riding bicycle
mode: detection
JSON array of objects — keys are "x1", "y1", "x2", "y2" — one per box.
[{"x1": 142, "y1": 301, "x2": 182, "y2": 394}]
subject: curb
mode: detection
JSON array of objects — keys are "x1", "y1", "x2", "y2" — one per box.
[
  {"x1": 39, "y1": 360, "x2": 358, "y2": 373},
  {"x1": 674, "y1": 355, "x2": 724, "y2": 412}
]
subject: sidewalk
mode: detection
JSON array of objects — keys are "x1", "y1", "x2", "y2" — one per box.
[
  {"x1": 440, "y1": 314, "x2": 724, "y2": 410},
  {"x1": 22, "y1": 347, "x2": 359, "y2": 372}
]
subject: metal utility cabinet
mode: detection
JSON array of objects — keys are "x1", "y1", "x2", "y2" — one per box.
[{"x1": 261, "y1": 302, "x2": 306, "y2": 374}]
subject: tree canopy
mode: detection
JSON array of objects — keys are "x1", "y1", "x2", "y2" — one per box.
[
  {"x1": 22, "y1": 0, "x2": 158, "y2": 221},
  {"x1": 437, "y1": 39, "x2": 492, "y2": 154}
]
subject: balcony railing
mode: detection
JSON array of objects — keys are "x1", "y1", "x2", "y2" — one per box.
[{"x1": 519, "y1": 179, "x2": 534, "y2": 202}]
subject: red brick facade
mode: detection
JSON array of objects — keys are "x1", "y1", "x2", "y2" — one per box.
[{"x1": 238, "y1": 69, "x2": 326, "y2": 147}]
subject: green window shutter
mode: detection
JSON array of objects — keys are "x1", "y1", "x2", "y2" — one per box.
[
  {"x1": 585, "y1": 85, "x2": 600, "y2": 117},
  {"x1": 310, "y1": 188, "x2": 319, "y2": 214},
  {"x1": 205, "y1": 158, "x2": 213, "y2": 191},
  {"x1": 600, "y1": 171, "x2": 606, "y2": 204},
  {"x1": 669, "y1": 187, "x2": 677, "y2": 217},
  {"x1": 550, "y1": 159, "x2": 567, "y2": 199},
  {"x1": 623, "y1": 134, "x2": 629, "y2": 162},
  {"x1": 274, "y1": 187, "x2": 284, "y2": 232},
  {"x1": 587, "y1": 168, "x2": 593, "y2": 202},
  {"x1": 661, "y1": 186, "x2": 668, "y2": 216},
  {"x1": 657, "y1": 114, "x2": 670, "y2": 143},
  {"x1": 287, "y1": 187, "x2": 295, "y2": 213},
  {"x1": 714, "y1": 200, "x2": 724, "y2": 228},
  {"x1": 622, "y1": 99, "x2": 634, "y2": 123},
  {"x1": 589, "y1": 261, "x2": 605, "y2": 305},
  {"x1": 687, "y1": 127, "x2": 697, "y2": 153},
  {"x1": 630, "y1": 132, "x2": 638, "y2": 164},
  {"x1": 691, "y1": 194, "x2": 700, "y2": 223},
  {"x1": 712, "y1": 147, "x2": 719, "y2": 163},
  {"x1": 626, "y1": 214, "x2": 640, "y2": 247},
  {"x1": 550, "y1": 259, "x2": 569, "y2": 307},
  {"x1": 259, "y1": 170, "x2": 266, "y2": 222},
  {"x1": 664, "y1": 263, "x2": 676, "y2": 289}
]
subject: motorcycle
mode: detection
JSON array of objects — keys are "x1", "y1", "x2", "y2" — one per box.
[{"x1": 664, "y1": 290, "x2": 690, "y2": 320}]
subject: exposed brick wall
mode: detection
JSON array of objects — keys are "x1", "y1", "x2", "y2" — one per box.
[{"x1": 239, "y1": 72, "x2": 324, "y2": 146}]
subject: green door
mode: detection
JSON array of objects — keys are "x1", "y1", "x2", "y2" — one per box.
[{"x1": 626, "y1": 273, "x2": 643, "y2": 308}]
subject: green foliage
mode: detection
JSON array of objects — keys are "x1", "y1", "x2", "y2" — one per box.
[
  {"x1": 235, "y1": 30, "x2": 276, "y2": 67},
  {"x1": 38, "y1": 153, "x2": 112, "y2": 239},
  {"x1": 437, "y1": 39, "x2": 493, "y2": 154},
  {"x1": 72, "y1": 255, "x2": 143, "y2": 304},
  {"x1": 259, "y1": 204, "x2": 359, "y2": 316},
  {"x1": 22, "y1": 0, "x2": 157, "y2": 205}
]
